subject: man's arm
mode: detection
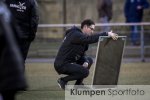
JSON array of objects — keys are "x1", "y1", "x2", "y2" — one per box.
[
  {"x1": 124, "y1": 0, "x2": 130, "y2": 22},
  {"x1": 30, "y1": 0, "x2": 39, "y2": 40},
  {"x1": 141, "y1": 0, "x2": 150, "y2": 9},
  {"x1": 71, "y1": 31, "x2": 118, "y2": 44},
  {"x1": 71, "y1": 32, "x2": 107, "y2": 44}
]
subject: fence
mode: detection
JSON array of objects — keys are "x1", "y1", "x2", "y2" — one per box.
[{"x1": 32, "y1": 22, "x2": 150, "y2": 62}]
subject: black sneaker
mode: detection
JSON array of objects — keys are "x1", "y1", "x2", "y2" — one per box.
[{"x1": 57, "y1": 78, "x2": 67, "y2": 90}]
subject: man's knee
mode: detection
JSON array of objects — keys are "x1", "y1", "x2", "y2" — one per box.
[{"x1": 81, "y1": 69, "x2": 89, "y2": 78}]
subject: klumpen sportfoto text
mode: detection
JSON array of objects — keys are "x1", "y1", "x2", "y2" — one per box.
[{"x1": 69, "y1": 88, "x2": 145, "y2": 97}]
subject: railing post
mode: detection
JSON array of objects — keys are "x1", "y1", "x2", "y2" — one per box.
[{"x1": 140, "y1": 25, "x2": 145, "y2": 62}]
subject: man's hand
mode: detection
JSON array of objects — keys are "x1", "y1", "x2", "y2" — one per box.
[
  {"x1": 108, "y1": 30, "x2": 118, "y2": 40},
  {"x1": 82, "y1": 62, "x2": 88, "y2": 68},
  {"x1": 137, "y1": 5, "x2": 142, "y2": 10}
]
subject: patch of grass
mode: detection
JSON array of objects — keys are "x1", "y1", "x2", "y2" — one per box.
[{"x1": 16, "y1": 62, "x2": 150, "y2": 100}]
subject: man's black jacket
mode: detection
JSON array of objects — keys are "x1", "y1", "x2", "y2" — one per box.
[
  {"x1": 5, "y1": 0, "x2": 39, "y2": 40},
  {"x1": 54, "y1": 26, "x2": 107, "y2": 72},
  {"x1": 0, "y1": 1, "x2": 27, "y2": 92}
]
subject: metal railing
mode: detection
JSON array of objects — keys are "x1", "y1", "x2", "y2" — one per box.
[{"x1": 38, "y1": 22, "x2": 150, "y2": 62}]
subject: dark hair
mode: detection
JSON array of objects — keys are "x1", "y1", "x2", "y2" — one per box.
[{"x1": 81, "y1": 19, "x2": 95, "y2": 29}]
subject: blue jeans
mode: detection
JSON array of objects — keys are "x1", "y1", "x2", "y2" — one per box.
[{"x1": 130, "y1": 25, "x2": 140, "y2": 45}]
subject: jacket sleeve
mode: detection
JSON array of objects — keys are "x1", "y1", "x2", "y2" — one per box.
[
  {"x1": 30, "y1": 0, "x2": 39, "y2": 38},
  {"x1": 142, "y1": 0, "x2": 150, "y2": 9},
  {"x1": 71, "y1": 32, "x2": 108, "y2": 44},
  {"x1": 124, "y1": 0, "x2": 130, "y2": 22}
]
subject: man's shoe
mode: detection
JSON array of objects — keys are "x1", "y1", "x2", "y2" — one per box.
[{"x1": 57, "y1": 78, "x2": 66, "y2": 90}]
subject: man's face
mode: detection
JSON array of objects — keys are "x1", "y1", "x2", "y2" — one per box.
[{"x1": 82, "y1": 24, "x2": 95, "y2": 36}]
